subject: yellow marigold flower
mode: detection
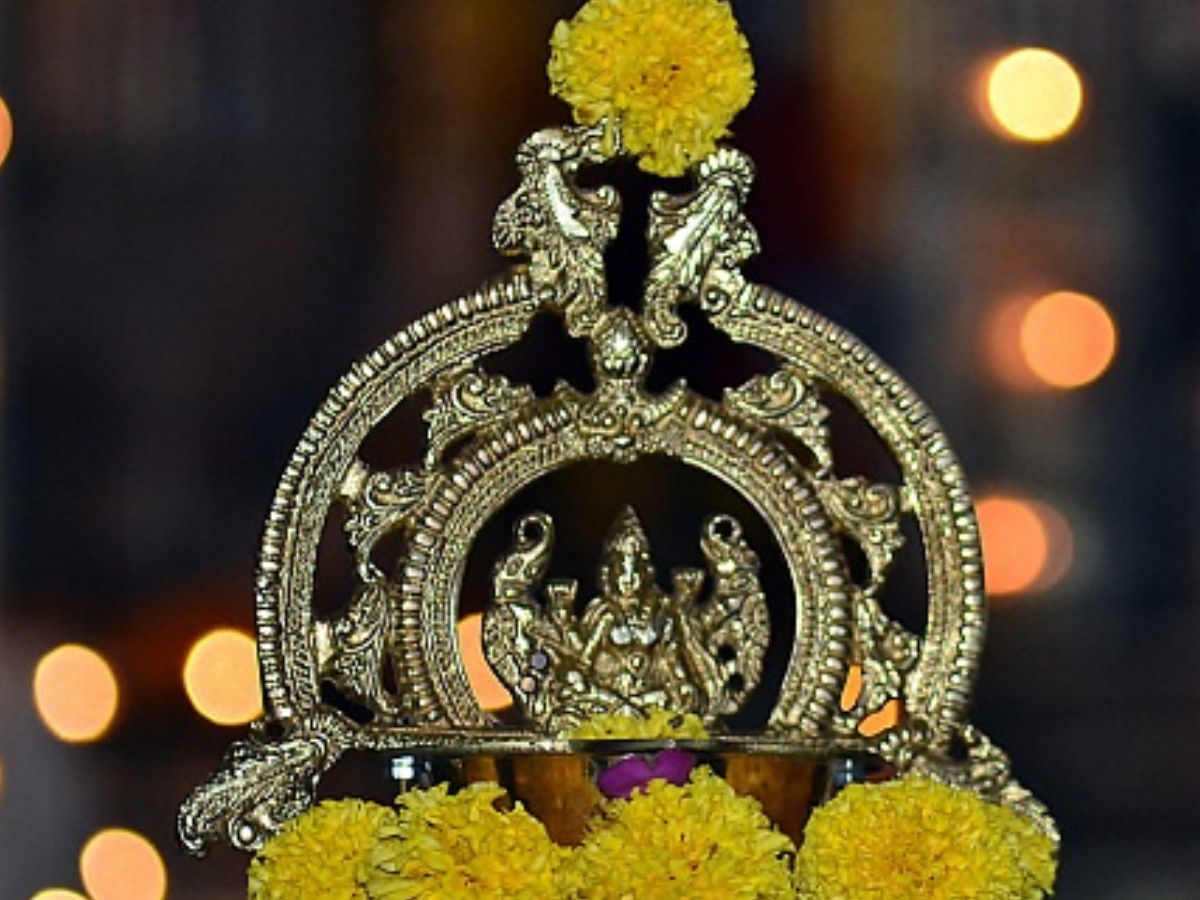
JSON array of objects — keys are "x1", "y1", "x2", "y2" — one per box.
[
  {"x1": 568, "y1": 766, "x2": 795, "y2": 899},
  {"x1": 548, "y1": 0, "x2": 755, "y2": 176},
  {"x1": 363, "y1": 782, "x2": 568, "y2": 900},
  {"x1": 247, "y1": 798, "x2": 395, "y2": 900},
  {"x1": 568, "y1": 707, "x2": 710, "y2": 740},
  {"x1": 795, "y1": 777, "x2": 1058, "y2": 900}
]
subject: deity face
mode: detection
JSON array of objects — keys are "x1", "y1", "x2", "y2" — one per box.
[
  {"x1": 612, "y1": 533, "x2": 646, "y2": 598},
  {"x1": 598, "y1": 518, "x2": 661, "y2": 614}
]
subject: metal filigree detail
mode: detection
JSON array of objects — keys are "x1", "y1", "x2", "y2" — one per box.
[
  {"x1": 493, "y1": 126, "x2": 619, "y2": 337},
  {"x1": 314, "y1": 580, "x2": 401, "y2": 718},
  {"x1": 178, "y1": 713, "x2": 352, "y2": 855},
  {"x1": 644, "y1": 147, "x2": 759, "y2": 347},
  {"x1": 726, "y1": 367, "x2": 833, "y2": 475},
  {"x1": 483, "y1": 508, "x2": 769, "y2": 731},
  {"x1": 571, "y1": 308, "x2": 689, "y2": 462},
  {"x1": 837, "y1": 592, "x2": 921, "y2": 736},
  {"x1": 825, "y1": 475, "x2": 920, "y2": 734},
  {"x1": 183, "y1": 124, "x2": 1055, "y2": 857},
  {"x1": 341, "y1": 463, "x2": 427, "y2": 579},
  {"x1": 817, "y1": 477, "x2": 905, "y2": 593},
  {"x1": 710, "y1": 287, "x2": 988, "y2": 744},
  {"x1": 424, "y1": 366, "x2": 534, "y2": 467}
]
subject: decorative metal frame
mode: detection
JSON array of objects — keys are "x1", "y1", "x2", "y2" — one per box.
[{"x1": 179, "y1": 125, "x2": 1054, "y2": 856}]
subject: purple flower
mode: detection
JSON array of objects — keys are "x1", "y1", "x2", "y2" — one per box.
[{"x1": 595, "y1": 748, "x2": 698, "y2": 799}]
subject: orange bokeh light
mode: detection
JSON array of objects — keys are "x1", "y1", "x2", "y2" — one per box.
[
  {"x1": 183, "y1": 628, "x2": 263, "y2": 726},
  {"x1": 31, "y1": 890, "x2": 89, "y2": 900},
  {"x1": 1019, "y1": 291, "x2": 1118, "y2": 389},
  {"x1": 458, "y1": 613, "x2": 513, "y2": 712},
  {"x1": 33, "y1": 644, "x2": 120, "y2": 743},
  {"x1": 981, "y1": 295, "x2": 1044, "y2": 391},
  {"x1": 1031, "y1": 501, "x2": 1076, "y2": 593},
  {"x1": 977, "y1": 494, "x2": 1074, "y2": 596},
  {"x1": 80, "y1": 829, "x2": 167, "y2": 900},
  {"x1": 977, "y1": 496, "x2": 1047, "y2": 596},
  {"x1": 982, "y1": 291, "x2": 1118, "y2": 392},
  {"x1": 0, "y1": 96, "x2": 12, "y2": 169},
  {"x1": 978, "y1": 47, "x2": 1084, "y2": 142}
]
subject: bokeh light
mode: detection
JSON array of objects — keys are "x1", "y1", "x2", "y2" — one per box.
[
  {"x1": 183, "y1": 627, "x2": 263, "y2": 726},
  {"x1": 1020, "y1": 291, "x2": 1118, "y2": 389},
  {"x1": 977, "y1": 494, "x2": 1075, "y2": 596},
  {"x1": 1028, "y1": 501, "x2": 1076, "y2": 593},
  {"x1": 0, "y1": 95, "x2": 12, "y2": 169},
  {"x1": 982, "y1": 291, "x2": 1118, "y2": 391},
  {"x1": 31, "y1": 890, "x2": 89, "y2": 900},
  {"x1": 80, "y1": 829, "x2": 167, "y2": 900},
  {"x1": 981, "y1": 294, "x2": 1044, "y2": 391},
  {"x1": 458, "y1": 613, "x2": 513, "y2": 712},
  {"x1": 980, "y1": 47, "x2": 1084, "y2": 142},
  {"x1": 977, "y1": 496, "x2": 1047, "y2": 595},
  {"x1": 33, "y1": 644, "x2": 120, "y2": 743}
]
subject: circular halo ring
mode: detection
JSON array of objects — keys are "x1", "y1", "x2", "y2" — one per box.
[{"x1": 253, "y1": 272, "x2": 984, "y2": 748}]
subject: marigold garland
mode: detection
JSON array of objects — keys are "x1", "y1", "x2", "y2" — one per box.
[
  {"x1": 362, "y1": 782, "x2": 568, "y2": 900},
  {"x1": 548, "y1": 0, "x2": 755, "y2": 176},
  {"x1": 247, "y1": 798, "x2": 395, "y2": 900},
  {"x1": 795, "y1": 777, "x2": 1058, "y2": 900},
  {"x1": 567, "y1": 707, "x2": 709, "y2": 740},
  {"x1": 566, "y1": 766, "x2": 795, "y2": 899}
]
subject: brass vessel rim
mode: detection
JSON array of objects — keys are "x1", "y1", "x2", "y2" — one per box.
[{"x1": 362, "y1": 731, "x2": 872, "y2": 759}]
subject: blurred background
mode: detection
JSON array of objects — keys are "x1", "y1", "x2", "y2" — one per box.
[{"x1": 0, "y1": 1, "x2": 1198, "y2": 897}]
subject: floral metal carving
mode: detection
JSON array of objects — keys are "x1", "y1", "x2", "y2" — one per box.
[
  {"x1": 644, "y1": 147, "x2": 759, "y2": 344},
  {"x1": 726, "y1": 367, "x2": 833, "y2": 475},
  {"x1": 424, "y1": 367, "x2": 534, "y2": 467},
  {"x1": 492, "y1": 125, "x2": 619, "y2": 337},
  {"x1": 181, "y1": 123, "x2": 1052, "y2": 856},
  {"x1": 180, "y1": 712, "x2": 353, "y2": 856}
]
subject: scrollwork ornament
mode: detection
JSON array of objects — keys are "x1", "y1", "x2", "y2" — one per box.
[
  {"x1": 726, "y1": 367, "x2": 833, "y2": 475},
  {"x1": 573, "y1": 308, "x2": 688, "y2": 461},
  {"x1": 340, "y1": 464, "x2": 428, "y2": 580},
  {"x1": 574, "y1": 381, "x2": 688, "y2": 463},
  {"x1": 424, "y1": 366, "x2": 534, "y2": 467},
  {"x1": 314, "y1": 580, "x2": 403, "y2": 718},
  {"x1": 178, "y1": 712, "x2": 354, "y2": 856},
  {"x1": 816, "y1": 477, "x2": 905, "y2": 594},
  {"x1": 492, "y1": 125, "x2": 620, "y2": 337},
  {"x1": 644, "y1": 147, "x2": 759, "y2": 346}
]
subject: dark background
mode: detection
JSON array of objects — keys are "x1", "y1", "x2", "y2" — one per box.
[{"x1": 1, "y1": 2, "x2": 1197, "y2": 897}]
